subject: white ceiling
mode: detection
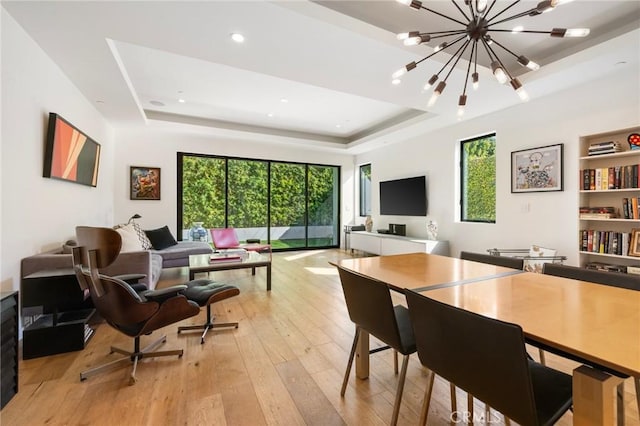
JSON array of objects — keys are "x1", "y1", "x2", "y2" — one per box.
[{"x1": 3, "y1": 1, "x2": 639, "y2": 153}]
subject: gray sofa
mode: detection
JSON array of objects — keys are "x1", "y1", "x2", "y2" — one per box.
[{"x1": 21, "y1": 240, "x2": 212, "y2": 290}]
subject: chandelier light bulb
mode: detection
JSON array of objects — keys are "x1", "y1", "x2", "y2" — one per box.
[
  {"x1": 490, "y1": 61, "x2": 508, "y2": 84},
  {"x1": 434, "y1": 42, "x2": 448, "y2": 52},
  {"x1": 457, "y1": 94, "x2": 467, "y2": 117},
  {"x1": 423, "y1": 74, "x2": 439, "y2": 90},
  {"x1": 565, "y1": 28, "x2": 590, "y2": 37},
  {"x1": 551, "y1": 0, "x2": 575, "y2": 6},
  {"x1": 476, "y1": 0, "x2": 488, "y2": 13},
  {"x1": 512, "y1": 26, "x2": 524, "y2": 33},
  {"x1": 392, "y1": 68, "x2": 407, "y2": 79},
  {"x1": 392, "y1": 79, "x2": 402, "y2": 85},
  {"x1": 510, "y1": 78, "x2": 530, "y2": 102},
  {"x1": 397, "y1": 31, "x2": 419, "y2": 40},
  {"x1": 427, "y1": 81, "x2": 446, "y2": 107},
  {"x1": 404, "y1": 34, "x2": 431, "y2": 46},
  {"x1": 517, "y1": 55, "x2": 540, "y2": 71},
  {"x1": 472, "y1": 72, "x2": 479, "y2": 90},
  {"x1": 396, "y1": 0, "x2": 411, "y2": 5},
  {"x1": 396, "y1": 0, "x2": 422, "y2": 9}
]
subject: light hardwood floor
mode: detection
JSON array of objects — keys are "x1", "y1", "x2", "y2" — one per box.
[{"x1": 2, "y1": 249, "x2": 638, "y2": 425}]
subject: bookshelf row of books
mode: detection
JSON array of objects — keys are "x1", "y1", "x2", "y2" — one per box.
[
  {"x1": 580, "y1": 165, "x2": 640, "y2": 190},
  {"x1": 578, "y1": 206, "x2": 617, "y2": 219},
  {"x1": 621, "y1": 198, "x2": 640, "y2": 219},
  {"x1": 585, "y1": 262, "x2": 628, "y2": 273},
  {"x1": 579, "y1": 229, "x2": 631, "y2": 256},
  {"x1": 587, "y1": 140, "x2": 622, "y2": 156}
]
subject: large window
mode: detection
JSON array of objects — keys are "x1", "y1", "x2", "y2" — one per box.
[
  {"x1": 178, "y1": 153, "x2": 340, "y2": 250},
  {"x1": 460, "y1": 134, "x2": 496, "y2": 223},
  {"x1": 359, "y1": 164, "x2": 371, "y2": 216}
]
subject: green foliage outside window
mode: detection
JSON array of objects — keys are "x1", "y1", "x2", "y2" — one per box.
[
  {"x1": 181, "y1": 155, "x2": 339, "y2": 231},
  {"x1": 462, "y1": 135, "x2": 496, "y2": 222}
]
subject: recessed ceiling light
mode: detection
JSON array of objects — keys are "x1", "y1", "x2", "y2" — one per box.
[
  {"x1": 335, "y1": 124, "x2": 342, "y2": 128},
  {"x1": 178, "y1": 98, "x2": 185, "y2": 103},
  {"x1": 231, "y1": 33, "x2": 245, "y2": 43},
  {"x1": 280, "y1": 98, "x2": 288, "y2": 103},
  {"x1": 267, "y1": 113, "x2": 274, "y2": 117},
  {"x1": 150, "y1": 100, "x2": 165, "y2": 106}
]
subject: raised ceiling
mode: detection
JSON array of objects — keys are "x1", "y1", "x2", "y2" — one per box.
[{"x1": 3, "y1": 1, "x2": 639, "y2": 153}]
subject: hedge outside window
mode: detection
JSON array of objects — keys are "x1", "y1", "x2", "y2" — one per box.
[{"x1": 461, "y1": 133, "x2": 496, "y2": 223}]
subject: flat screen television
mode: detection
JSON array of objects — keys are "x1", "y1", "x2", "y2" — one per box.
[{"x1": 379, "y1": 175, "x2": 427, "y2": 216}]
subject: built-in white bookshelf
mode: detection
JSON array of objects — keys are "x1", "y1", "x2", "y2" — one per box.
[{"x1": 579, "y1": 125, "x2": 640, "y2": 272}]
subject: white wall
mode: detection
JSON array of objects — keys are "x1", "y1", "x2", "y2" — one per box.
[
  {"x1": 112, "y1": 125, "x2": 355, "y2": 236},
  {"x1": 357, "y1": 63, "x2": 640, "y2": 265},
  {"x1": 0, "y1": 9, "x2": 115, "y2": 292}
]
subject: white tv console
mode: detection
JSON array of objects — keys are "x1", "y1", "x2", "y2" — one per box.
[{"x1": 350, "y1": 231, "x2": 450, "y2": 256}]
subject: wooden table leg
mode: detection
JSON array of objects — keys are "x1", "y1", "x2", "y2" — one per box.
[
  {"x1": 573, "y1": 365, "x2": 623, "y2": 426},
  {"x1": 355, "y1": 331, "x2": 370, "y2": 379}
]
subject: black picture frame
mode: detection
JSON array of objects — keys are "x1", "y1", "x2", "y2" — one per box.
[{"x1": 511, "y1": 143, "x2": 563, "y2": 193}]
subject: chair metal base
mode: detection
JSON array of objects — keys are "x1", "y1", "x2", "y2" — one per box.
[
  {"x1": 177, "y1": 304, "x2": 238, "y2": 344},
  {"x1": 79, "y1": 334, "x2": 182, "y2": 385}
]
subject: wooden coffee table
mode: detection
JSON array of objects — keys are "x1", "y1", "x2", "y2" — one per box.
[{"x1": 188, "y1": 251, "x2": 272, "y2": 290}]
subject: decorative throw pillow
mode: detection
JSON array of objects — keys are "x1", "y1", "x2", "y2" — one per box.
[
  {"x1": 145, "y1": 226, "x2": 178, "y2": 250},
  {"x1": 115, "y1": 223, "x2": 145, "y2": 252},
  {"x1": 114, "y1": 222, "x2": 152, "y2": 250}
]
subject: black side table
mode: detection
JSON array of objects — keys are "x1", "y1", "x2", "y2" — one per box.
[{"x1": 21, "y1": 269, "x2": 95, "y2": 359}]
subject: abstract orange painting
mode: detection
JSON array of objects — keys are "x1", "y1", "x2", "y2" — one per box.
[{"x1": 43, "y1": 113, "x2": 101, "y2": 187}]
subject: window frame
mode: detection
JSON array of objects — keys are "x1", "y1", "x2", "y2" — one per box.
[
  {"x1": 359, "y1": 163, "x2": 372, "y2": 217},
  {"x1": 177, "y1": 152, "x2": 341, "y2": 250},
  {"x1": 460, "y1": 133, "x2": 496, "y2": 224}
]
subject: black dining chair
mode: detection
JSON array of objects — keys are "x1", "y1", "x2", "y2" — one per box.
[
  {"x1": 543, "y1": 263, "x2": 640, "y2": 423},
  {"x1": 460, "y1": 251, "x2": 525, "y2": 270},
  {"x1": 337, "y1": 265, "x2": 416, "y2": 425},
  {"x1": 405, "y1": 289, "x2": 573, "y2": 426}
]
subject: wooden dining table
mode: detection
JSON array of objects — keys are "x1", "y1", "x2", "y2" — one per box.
[{"x1": 333, "y1": 253, "x2": 640, "y2": 426}]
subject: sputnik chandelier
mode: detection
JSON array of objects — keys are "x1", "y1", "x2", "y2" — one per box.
[{"x1": 392, "y1": 0, "x2": 589, "y2": 116}]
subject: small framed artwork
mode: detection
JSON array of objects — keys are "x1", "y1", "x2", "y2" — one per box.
[
  {"x1": 630, "y1": 229, "x2": 640, "y2": 257},
  {"x1": 511, "y1": 143, "x2": 563, "y2": 193},
  {"x1": 130, "y1": 166, "x2": 161, "y2": 200}
]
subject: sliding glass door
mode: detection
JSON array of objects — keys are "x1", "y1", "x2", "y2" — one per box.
[
  {"x1": 227, "y1": 159, "x2": 268, "y2": 243},
  {"x1": 178, "y1": 153, "x2": 340, "y2": 250}
]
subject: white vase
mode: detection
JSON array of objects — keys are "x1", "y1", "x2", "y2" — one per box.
[
  {"x1": 365, "y1": 216, "x2": 373, "y2": 232},
  {"x1": 427, "y1": 220, "x2": 438, "y2": 240}
]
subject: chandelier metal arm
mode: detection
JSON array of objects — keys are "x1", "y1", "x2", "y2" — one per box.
[
  {"x1": 484, "y1": 38, "x2": 515, "y2": 80},
  {"x1": 414, "y1": 34, "x2": 467, "y2": 67},
  {"x1": 441, "y1": 39, "x2": 472, "y2": 82},
  {"x1": 420, "y1": 5, "x2": 468, "y2": 26},
  {"x1": 462, "y1": 41, "x2": 477, "y2": 96},
  {"x1": 451, "y1": 0, "x2": 471, "y2": 22},
  {"x1": 485, "y1": 0, "x2": 523, "y2": 25},
  {"x1": 488, "y1": 9, "x2": 539, "y2": 26},
  {"x1": 483, "y1": 0, "x2": 499, "y2": 19},
  {"x1": 488, "y1": 28, "x2": 558, "y2": 35},
  {"x1": 489, "y1": 38, "x2": 524, "y2": 59}
]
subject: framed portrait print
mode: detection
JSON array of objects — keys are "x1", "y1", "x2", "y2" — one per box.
[
  {"x1": 511, "y1": 143, "x2": 563, "y2": 193},
  {"x1": 130, "y1": 166, "x2": 161, "y2": 200}
]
